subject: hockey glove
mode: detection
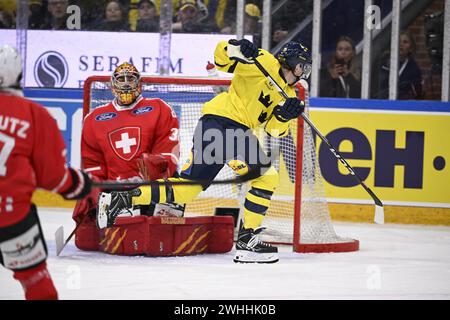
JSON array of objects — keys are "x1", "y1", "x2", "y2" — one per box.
[
  {"x1": 61, "y1": 168, "x2": 93, "y2": 200},
  {"x1": 136, "y1": 153, "x2": 169, "y2": 180},
  {"x1": 228, "y1": 39, "x2": 258, "y2": 63},
  {"x1": 96, "y1": 188, "x2": 142, "y2": 229},
  {"x1": 273, "y1": 98, "x2": 305, "y2": 122},
  {"x1": 72, "y1": 176, "x2": 102, "y2": 224}
]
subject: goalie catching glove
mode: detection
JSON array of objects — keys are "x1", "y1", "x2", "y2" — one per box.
[
  {"x1": 273, "y1": 98, "x2": 305, "y2": 122},
  {"x1": 136, "y1": 153, "x2": 169, "y2": 180}
]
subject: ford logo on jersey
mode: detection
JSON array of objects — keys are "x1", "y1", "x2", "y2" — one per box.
[
  {"x1": 95, "y1": 112, "x2": 117, "y2": 121},
  {"x1": 132, "y1": 106, "x2": 153, "y2": 115}
]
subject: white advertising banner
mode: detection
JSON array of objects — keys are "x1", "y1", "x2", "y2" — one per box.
[
  {"x1": 0, "y1": 30, "x2": 16, "y2": 47},
  {"x1": 1, "y1": 30, "x2": 234, "y2": 88}
]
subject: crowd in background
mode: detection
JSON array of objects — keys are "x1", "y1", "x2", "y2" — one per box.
[
  {"x1": 319, "y1": 31, "x2": 424, "y2": 100},
  {"x1": 0, "y1": 0, "x2": 436, "y2": 100},
  {"x1": 0, "y1": 0, "x2": 308, "y2": 42}
]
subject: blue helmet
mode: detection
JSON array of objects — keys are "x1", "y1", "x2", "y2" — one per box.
[{"x1": 277, "y1": 41, "x2": 312, "y2": 80}]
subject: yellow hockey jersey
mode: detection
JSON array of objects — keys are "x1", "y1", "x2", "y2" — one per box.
[{"x1": 202, "y1": 40, "x2": 298, "y2": 137}]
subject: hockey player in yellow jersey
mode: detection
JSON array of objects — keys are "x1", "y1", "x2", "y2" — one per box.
[
  {"x1": 203, "y1": 40, "x2": 301, "y2": 132},
  {"x1": 96, "y1": 39, "x2": 312, "y2": 263}
]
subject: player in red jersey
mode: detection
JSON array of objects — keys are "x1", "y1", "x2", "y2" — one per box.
[
  {"x1": 73, "y1": 62, "x2": 181, "y2": 250},
  {"x1": 0, "y1": 45, "x2": 92, "y2": 299}
]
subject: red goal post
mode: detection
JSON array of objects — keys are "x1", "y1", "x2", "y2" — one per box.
[{"x1": 83, "y1": 76, "x2": 359, "y2": 253}]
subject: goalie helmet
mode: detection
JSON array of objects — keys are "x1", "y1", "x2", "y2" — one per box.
[
  {"x1": 277, "y1": 41, "x2": 312, "y2": 80},
  {"x1": 112, "y1": 62, "x2": 142, "y2": 106},
  {"x1": 0, "y1": 44, "x2": 22, "y2": 89}
]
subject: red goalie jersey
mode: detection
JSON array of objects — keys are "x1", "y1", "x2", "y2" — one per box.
[
  {"x1": 73, "y1": 95, "x2": 183, "y2": 252},
  {"x1": 81, "y1": 96, "x2": 180, "y2": 180}
]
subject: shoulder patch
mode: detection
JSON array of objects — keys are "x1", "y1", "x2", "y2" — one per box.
[
  {"x1": 132, "y1": 106, "x2": 153, "y2": 115},
  {"x1": 95, "y1": 112, "x2": 117, "y2": 121}
]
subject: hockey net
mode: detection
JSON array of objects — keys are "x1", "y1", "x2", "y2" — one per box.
[{"x1": 83, "y1": 76, "x2": 359, "y2": 253}]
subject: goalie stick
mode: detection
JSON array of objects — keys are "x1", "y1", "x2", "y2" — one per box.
[
  {"x1": 55, "y1": 213, "x2": 89, "y2": 256},
  {"x1": 92, "y1": 166, "x2": 265, "y2": 189},
  {"x1": 233, "y1": 48, "x2": 384, "y2": 224}
]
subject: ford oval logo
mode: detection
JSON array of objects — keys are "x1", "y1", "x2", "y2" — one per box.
[
  {"x1": 132, "y1": 106, "x2": 153, "y2": 115},
  {"x1": 95, "y1": 112, "x2": 117, "y2": 121}
]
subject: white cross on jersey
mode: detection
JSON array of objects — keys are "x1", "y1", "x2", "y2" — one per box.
[{"x1": 115, "y1": 132, "x2": 137, "y2": 154}]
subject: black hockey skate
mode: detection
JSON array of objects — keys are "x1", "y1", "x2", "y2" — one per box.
[{"x1": 233, "y1": 227, "x2": 279, "y2": 263}]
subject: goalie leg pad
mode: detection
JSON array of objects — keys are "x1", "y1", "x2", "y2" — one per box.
[
  {"x1": 74, "y1": 215, "x2": 100, "y2": 251},
  {"x1": 94, "y1": 216, "x2": 234, "y2": 256},
  {"x1": 146, "y1": 216, "x2": 234, "y2": 256},
  {"x1": 98, "y1": 216, "x2": 148, "y2": 255}
]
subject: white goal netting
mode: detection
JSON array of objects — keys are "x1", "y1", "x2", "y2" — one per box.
[{"x1": 84, "y1": 77, "x2": 358, "y2": 251}]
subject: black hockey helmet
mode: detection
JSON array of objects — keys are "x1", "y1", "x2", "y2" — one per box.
[{"x1": 277, "y1": 41, "x2": 312, "y2": 80}]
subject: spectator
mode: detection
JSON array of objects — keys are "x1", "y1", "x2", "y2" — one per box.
[
  {"x1": 0, "y1": 11, "x2": 14, "y2": 29},
  {"x1": 74, "y1": 0, "x2": 109, "y2": 29},
  {"x1": 243, "y1": 3, "x2": 260, "y2": 35},
  {"x1": 94, "y1": 0, "x2": 130, "y2": 31},
  {"x1": 193, "y1": 0, "x2": 210, "y2": 22},
  {"x1": 29, "y1": 0, "x2": 45, "y2": 29},
  {"x1": 173, "y1": 0, "x2": 217, "y2": 33},
  {"x1": 204, "y1": 0, "x2": 229, "y2": 31},
  {"x1": 1, "y1": 0, "x2": 45, "y2": 29},
  {"x1": 221, "y1": 3, "x2": 261, "y2": 45},
  {"x1": 379, "y1": 31, "x2": 423, "y2": 99},
  {"x1": 271, "y1": 0, "x2": 313, "y2": 48},
  {"x1": 127, "y1": 0, "x2": 139, "y2": 31},
  {"x1": 320, "y1": 36, "x2": 361, "y2": 98},
  {"x1": 272, "y1": 22, "x2": 289, "y2": 48},
  {"x1": 0, "y1": 0, "x2": 15, "y2": 28},
  {"x1": 136, "y1": 0, "x2": 159, "y2": 32},
  {"x1": 43, "y1": 0, "x2": 70, "y2": 30}
]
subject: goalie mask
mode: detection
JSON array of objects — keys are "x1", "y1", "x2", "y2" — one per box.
[
  {"x1": 277, "y1": 41, "x2": 312, "y2": 82},
  {"x1": 112, "y1": 62, "x2": 142, "y2": 106}
]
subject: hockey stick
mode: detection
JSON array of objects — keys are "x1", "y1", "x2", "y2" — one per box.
[
  {"x1": 55, "y1": 166, "x2": 266, "y2": 255},
  {"x1": 55, "y1": 213, "x2": 89, "y2": 256},
  {"x1": 251, "y1": 57, "x2": 384, "y2": 224},
  {"x1": 92, "y1": 166, "x2": 264, "y2": 190}
]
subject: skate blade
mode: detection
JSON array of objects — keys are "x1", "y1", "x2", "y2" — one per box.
[
  {"x1": 96, "y1": 192, "x2": 111, "y2": 230},
  {"x1": 233, "y1": 258, "x2": 279, "y2": 264},
  {"x1": 233, "y1": 250, "x2": 279, "y2": 264}
]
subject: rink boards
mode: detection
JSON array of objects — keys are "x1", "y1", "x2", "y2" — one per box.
[{"x1": 24, "y1": 88, "x2": 450, "y2": 225}]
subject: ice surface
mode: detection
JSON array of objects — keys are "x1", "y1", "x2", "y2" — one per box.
[{"x1": 1, "y1": 207, "x2": 449, "y2": 300}]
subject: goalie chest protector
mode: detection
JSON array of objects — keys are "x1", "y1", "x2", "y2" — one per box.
[{"x1": 76, "y1": 216, "x2": 234, "y2": 256}]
